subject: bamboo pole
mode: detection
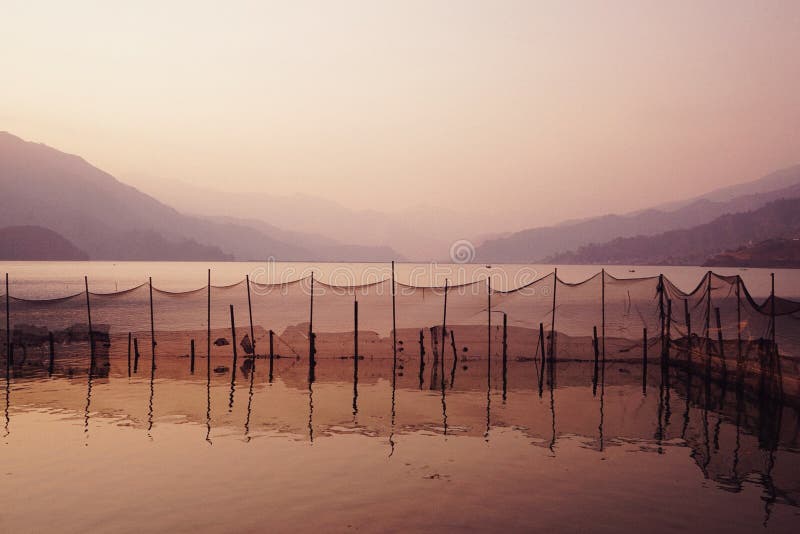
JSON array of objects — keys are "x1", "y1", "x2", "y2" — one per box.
[
  {"x1": 85, "y1": 276, "x2": 94, "y2": 366},
  {"x1": 550, "y1": 268, "x2": 557, "y2": 360},
  {"x1": 441, "y1": 279, "x2": 448, "y2": 388},
  {"x1": 190, "y1": 339, "x2": 195, "y2": 374},
  {"x1": 207, "y1": 269, "x2": 211, "y2": 380},
  {"x1": 354, "y1": 299, "x2": 359, "y2": 365},
  {"x1": 391, "y1": 261, "x2": 397, "y2": 369},
  {"x1": 5, "y1": 274, "x2": 10, "y2": 369},
  {"x1": 149, "y1": 277, "x2": 155, "y2": 372},
  {"x1": 229, "y1": 304, "x2": 238, "y2": 374},
  {"x1": 592, "y1": 326, "x2": 599, "y2": 396},
  {"x1": 127, "y1": 332, "x2": 131, "y2": 377},
  {"x1": 246, "y1": 274, "x2": 256, "y2": 361},
  {"x1": 601, "y1": 268, "x2": 606, "y2": 360},
  {"x1": 502, "y1": 312, "x2": 508, "y2": 401}
]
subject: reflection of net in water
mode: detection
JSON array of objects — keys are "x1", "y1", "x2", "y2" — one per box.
[{"x1": 2, "y1": 270, "x2": 799, "y2": 401}]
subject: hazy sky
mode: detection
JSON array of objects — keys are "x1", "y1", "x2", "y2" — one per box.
[{"x1": 1, "y1": 0, "x2": 799, "y2": 231}]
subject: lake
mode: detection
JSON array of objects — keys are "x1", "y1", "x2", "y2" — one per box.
[{"x1": 0, "y1": 261, "x2": 798, "y2": 533}]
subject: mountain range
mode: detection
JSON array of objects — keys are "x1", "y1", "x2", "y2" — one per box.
[
  {"x1": 0, "y1": 132, "x2": 399, "y2": 261},
  {"x1": 2, "y1": 130, "x2": 799, "y2": 265},
  {"x1": 476, "y1": 165, "x2": 800, "y2": 263}
]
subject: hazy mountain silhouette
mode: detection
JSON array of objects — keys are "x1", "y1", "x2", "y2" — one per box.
[
  {"x1": 546, "y1": 198, "x2": 800, "y2": 266},
  {"x1": 0, "y1": 132, "x2": 399, "y2": 261},
  {"x1": 476, "y1": 165, "x2": 800, "y2": 262},
  {"x1": 124, "y1": 174, "x2": 483, "y2": 260},
  {"x1": 0, "y1": 225, "x2": 89, "y2": 260}
]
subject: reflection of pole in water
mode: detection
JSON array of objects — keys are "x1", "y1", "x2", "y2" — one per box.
[
  {"x1": 49, "y1": 332, "x2": 56, "y2": 377},
  {"x1": 440, "y1": 357, "x2": 448, "y2": 437},
  {"x1": 229, "y1": 304, "x2": 238, "y2": 412},
  {"x1": 84, "y1": 355, "x2": 94, "y2": 438},
  {"x1": 4, "y1": 362, "x2": 10, "y2": 438},
  {"x1": 389, "y1": 343, "x2": 397, "y2": 456},
  {"x1": 597, "y1": 355, "x2": 604, "y2": 452},
  {"x1": 147, "y1": 348, "x2": 155, "y2": 437},
  {"x1": 549, "y1": 355, "x2": 557, "y2": 454},
  {"x1": 537, "y1": 323, "x2": 545, "y2": 398},
  {"x1": 449, "y1": 329, "x2": 457, "y2": 390},
  {"x1": 353, "y1": 299, "x2": 359, "y2": 419},
  {"x1": 308, "y1": 381, "x2": 314, "y2": 444},
  {"x1": 484, "y1": 358, "x2": 491, "y2": 443}
]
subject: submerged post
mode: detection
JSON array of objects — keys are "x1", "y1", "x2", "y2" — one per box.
[
  {"x1": 684, "y1": 298, "x2": 692, "y2": 367},
  {"x1": 190, "y1": 339, "x2": 195, "y2": 374},
  {"x1": 127, "y1": 332, "x2": 131, "y2": 377},
  {"x1": 85, "y1": 276, "x2": 94, "y2": 366},
  {"x1": 487, "y1": 275, "x2": 492, "y2": 370},
  {"x1": 706, "y1": 271, "x2": 712, "y2": 342},
  {"x1": 538, "y1": 322, "x2": 546, "y2": 396},
  {"x1": 658, "y1": 274, "x2": 665, "y2": 340}
]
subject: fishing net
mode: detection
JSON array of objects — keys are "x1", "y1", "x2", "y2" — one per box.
[{"x1": 2, "y1": 270, "x2": 798, "y2": 396}]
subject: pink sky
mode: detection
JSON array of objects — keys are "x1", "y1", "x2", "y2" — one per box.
[{"x1": 1, "y1": 0, "x2": 799, "y2": 232}]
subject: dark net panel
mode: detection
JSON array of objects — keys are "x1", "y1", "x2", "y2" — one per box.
[
  {"x1": 249, "y1": 277, "x2": 311, "y2": 359},
  {"x1": 394, "y1": 283, "x2": 446, "y2": 375},
  {"x1": 90, "y1": 284, "x2": 151, "y2": 374},
  {"x1": 603, "y1": 274, "x2": 660, "y2": 360},
  {"x1": 151, "y1": 286, "x2": 209, "y2": 361},
  {"x1": 492, "y1": 273, "x2": 555, "y2": 361},
  {"x1": 208, "y1": 281, "x2": 251, "y2": 366},
  {"x1": 7, "y1": 292, "x2": 91, "y2": 376},
  {"x1": 554, "y1": 273, "x2": 603, "y2": 361}
]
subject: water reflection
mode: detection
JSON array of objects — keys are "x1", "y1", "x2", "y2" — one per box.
[{"x1": 1, "y1": 339, "x2": 797, "y2": 531}]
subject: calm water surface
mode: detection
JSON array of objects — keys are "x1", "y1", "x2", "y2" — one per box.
[
  {"x1": 1, "y1": 355, "x2": 798, "y2": 533},
  {"x1": 1, "y1": 262, "x2": 799, "y2": 532}
]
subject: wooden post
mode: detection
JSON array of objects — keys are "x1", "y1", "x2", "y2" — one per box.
[
  {"x1": 502, "y1": 312, "x2": 508, "y2": 401},
  {"x1": 550, "y1": 268, "x2": 557, "y2": 359},
  {"x1": 229, "y1": 304, "x2": 238, "y2": 373},
  {"x1": 126, "y1": 332, "x2": 131, "y2": 377},
  {"x1": 309, "y1": 273, "x2": 315, "y2": 370},
  {"x1": 658, "y1": 274, "x2": 665, "y2": 340},
  {"x1": 5, "y1": 273, "x2": 9, "y2": 369},
  {"x1": 49, "y1": 331, "x2": 56, "y2": 377},
  {"x1": 207, "y1": 269, "x2": 211, "y2": 380},
  {"x1": 601, "y1": 268, "x2": 606, "y2": 360},
  {"x1": 538, "y1": 322, "x2": 546, "y2": 396},
  {"x1": 592, "y1": 326, "x2": 599, "y2": 396},
  {"x1": 418, "y1": 329, "x2": 425, "y2": 388},
  {"x1": 354, "y1": 299, "x2": 359, "y2": 365},
  {"x1": 665, "y1": 298, "x2": 672, "y2": 362},
  {"x1": 133, "y1": 337, "x2": 140, "y2": 373},
  {"x1": 85, "y1": 276, "x2": 94, "y2": 366},
  {"x1": 441, "y1": 279, "x2": 448, "y2": 388},
  {"x1": 149, "y1": 277, "x2": 155, "y2": 372},
  {"x1": 246, "y1": 274, "x2": 256, "y2": 361},
  {"x1": 190, "y1": 339, "x2": 196, "y2": 374},
  {"x1": 269, "y1": 329, "x2": 275, "y2": 382},
  {"x1": 705, "y1": 272, "x2": 712, "y2": 342},
  {"x1": 391, "y1": 260, "x2": 397, "y2": 369},
  {"x1": 642, "y1": 327, "x2": 648, "y2": 395},
  {"x1": 487, "y1": 276, "x2": 492, "y2": 385}
]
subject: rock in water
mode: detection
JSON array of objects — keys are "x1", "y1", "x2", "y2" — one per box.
[
  {"x1": 240, "y1": 334, "x2": 254, "y2": 355},
  {"x1": 214, "y1": 337, "x2": 229, "y2": 346}
]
